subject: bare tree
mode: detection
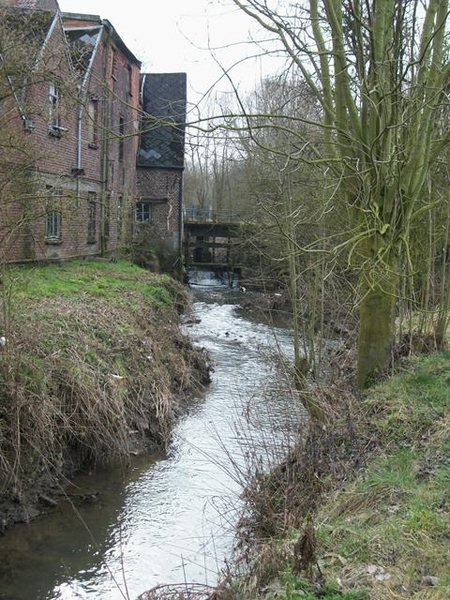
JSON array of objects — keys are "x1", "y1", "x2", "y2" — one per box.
[{"x1": 229, "y1": 0, "x2": 450, "y2": 388}]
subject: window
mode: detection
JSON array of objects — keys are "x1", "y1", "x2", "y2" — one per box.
[
  {"x1": 45, "y1": 187, "x2": 62, "y2": 243},
  {"x1": 45, "y1": 211, "x2": 61, "y2": 241},
  {"x1": 49, "y1": 83, "x2": 61, "y2": 135},
  {"x1": 103, "y1": 194, "x2": 110, "y2": 243},
  {"x1": 111, "y1": 48, "x2": 118, "y2": 80},
  {"x1": 119, "y1": 116, "x2": 125, "y2": 162},
  {"x1": 117, "y1": 194, "x2": 123, "y2": 241},
  {"x1": 109, "y1": 160, "x2": 115, "y2": 185},
  {"x1": 87, "y1": 192, "x2": 97, "y2": 243},
  {"x1": 135, "y1": 202, "x2": 151, "y2": 222},
  {"x1": 127, "y1": 64, "x2": 133, "y2": 96},
  {"x1": 88, "y1": 98, "x2": 98, "y2": 148}
]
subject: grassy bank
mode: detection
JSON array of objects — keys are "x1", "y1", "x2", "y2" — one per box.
[
  {"x1": 219, "y1": 352, "x2": 449, "y2": 600},
  {"x1": 0, "y1": 259, "x2": 210, "y2": 527}
]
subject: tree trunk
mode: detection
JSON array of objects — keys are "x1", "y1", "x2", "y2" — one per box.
[{"x1": 357, "y1": 246, "x2": 398, "y2": 389}]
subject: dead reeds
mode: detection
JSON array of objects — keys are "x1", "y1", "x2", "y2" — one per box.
[{"x1": 0, "y1": 263, "x2": 210, "y2": 525}]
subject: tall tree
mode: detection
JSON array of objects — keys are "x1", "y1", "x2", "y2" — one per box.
[{"x1": 231, "y1": 0, "x2": 450, "y2": 388}]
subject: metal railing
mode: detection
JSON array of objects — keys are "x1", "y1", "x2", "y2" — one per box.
[{"x1": 183, "y1": 207, "x2": 252, "y2": 223}]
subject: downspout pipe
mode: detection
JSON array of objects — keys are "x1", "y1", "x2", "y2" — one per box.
[
  {"x1": 74, "y1": 27, "x2": 102, "y2": 205},
  {"x1": 75, "y1": 93, "x2": 83, "y2": 204}
]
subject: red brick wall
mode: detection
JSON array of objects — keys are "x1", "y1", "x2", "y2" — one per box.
[
  {"x1": 1, "y1": 7, "x2": 183, "y2": 266},
  {"x1": 136, "y1": 168, "x2": 182, "y2": 252},
  {"x1": 0, "y1": 11, "x2": 142, "y2": 263}
]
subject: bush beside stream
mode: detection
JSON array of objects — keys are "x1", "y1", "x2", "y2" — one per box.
[{"x1": 0, "y1": 259, "x2": 210, "y2": 530}]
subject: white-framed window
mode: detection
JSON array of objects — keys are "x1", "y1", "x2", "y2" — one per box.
[
  {"x1": 135, "y1": 202, "x2": 151, "y2": 222},
  {"x1": 45, "y1": 211, "x2": 62, "y2": 241},
  {"x1": 49, "y1": 82, "x2": 61, "y2": 134}
]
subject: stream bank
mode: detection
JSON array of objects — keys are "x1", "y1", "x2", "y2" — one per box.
[
  {"x1": 209, "y1": 351, "x2": 450, "y2": 600},
  {"x1": 0, "y1": 259, "x2": 211, "y2": 532},
  {"x1": 0, "y1": 272, "x2": 305, "y2": 600}
]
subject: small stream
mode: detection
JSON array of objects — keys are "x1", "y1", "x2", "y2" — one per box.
[{"x1": 0, "y1": 276, "x2": 304, "y2": 600}]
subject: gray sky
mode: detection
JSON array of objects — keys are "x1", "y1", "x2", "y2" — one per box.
[{"x1": 57, "y1": 0, "x2": 276, "y2": 109}]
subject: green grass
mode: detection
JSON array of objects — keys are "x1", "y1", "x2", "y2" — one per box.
[
  {"x1": 314, "y1": 351, "x2": 450, "y2": 599},
  {"x1": 269, "y1": 570, "x2": 368, "y2": 599},
  {"x1": 3, "y1": 259, "x2": 175, "y2": 309},
  {"x1": 235, "y1": 351, "x2": 450, "y2": 599}
]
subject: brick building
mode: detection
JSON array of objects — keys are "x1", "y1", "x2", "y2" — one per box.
[
  {"x1": 61, "y1": 12, "x2": 141, "y2": 259},
  {"x1": 136, "y1": 73, "x2": 187, "y2": 256},
  {"x1": 0, "y1": 0, "x2": 186, "y2": 264}
]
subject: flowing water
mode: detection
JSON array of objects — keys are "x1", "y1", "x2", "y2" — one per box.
[{"x1": 0, "y1": 274, "x2": 303, "y2": 600}]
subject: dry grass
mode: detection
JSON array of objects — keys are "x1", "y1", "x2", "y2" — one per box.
[
  {"x1": 137, "y1": 583, "x2": 217, "y2": 600},
  {"x1": 238, "y1": 385, "x2": 367, "y2": 541},
  {"x1": 0, "y1": 261, "x2": 210, "y2": 524}
]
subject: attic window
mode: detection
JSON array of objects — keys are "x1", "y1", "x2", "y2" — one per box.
[
  {"x1": 49, "y1": 83, "x2": 60, "y2": 127},
  {"x1": 127, "y1": 64, "x2": 133, "y2": 96}
]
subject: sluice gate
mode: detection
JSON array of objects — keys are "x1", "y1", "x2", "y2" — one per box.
[{"x1": 183, "y1": 209, "x2": 247, "y2": 281}]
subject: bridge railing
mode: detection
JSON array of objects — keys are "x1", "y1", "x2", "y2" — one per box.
[{"x1": 183, "y1": 207, "x2": 253, "y2": 223}]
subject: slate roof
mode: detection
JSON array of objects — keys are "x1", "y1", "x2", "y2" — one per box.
[
  {"x1": 15, "y1": 0, "x2": 59, "y2": 10},
  {"x1": 138, "y1": 73, "x2": 187, "y2": 170},
  {"x1": 16, "y1": 0, "x2": 37, "y2": 7}
]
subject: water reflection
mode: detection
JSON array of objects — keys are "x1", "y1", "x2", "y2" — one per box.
[
  {"x1": 0, "y1": 280, "x2": 303, "y2": 600},
  {"x1": 0, "y1": 456, "x2": 163, "y2": 600}
]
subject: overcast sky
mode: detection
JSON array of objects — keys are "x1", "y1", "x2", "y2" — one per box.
[{"x1": 57, "y1": 0, "x2": 279, "y2": 111}]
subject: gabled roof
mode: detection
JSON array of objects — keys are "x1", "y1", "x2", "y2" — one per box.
[
  {"x1": 0, "y1": 7, "x2": 56, "y2": 64},
  {"x1": 0, "y1": 4, "x2": 61, "y2": 126},
  {"x1": 64, "y1": 25, "x2": 101, "y2": 76},
  {"x1": 138, "y1": 73, "x2": 187, "y2": 170},
  {"x1": 62, "y1": 14, "x2": 140, "y2": 81},
  {"x1": 102, "y1": 19, "x2": 141, "y2": 67}
]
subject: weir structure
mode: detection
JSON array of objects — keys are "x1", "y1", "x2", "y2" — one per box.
[{"x1": 182, "y1": 208, "x2": 247, "y2": 285}]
